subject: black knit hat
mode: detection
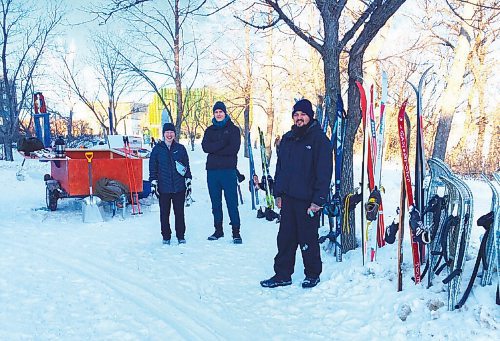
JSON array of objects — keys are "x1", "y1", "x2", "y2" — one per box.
[
  {"x1": 162, "y1": 123, "x2": 176, "y2": 134},
  {"x1": 292, "y1": 99, "x2": 314, "y2": 120},
  {"x1": 213, "y1": 101, "x2": 227, "y2": 114}
]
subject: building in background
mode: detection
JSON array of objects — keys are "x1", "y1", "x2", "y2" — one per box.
[
  {"x1": 124, "y1": 102, "x2": 148, "y2": 137},
  {"x1": 146, "y1": 87, "x2": 252, "y2": 141},
  {"x1": 72, "y1": 101, "x2": 148, "y2": 138},
  {"x1": 146, "y1": 87, "x2": 215, "y2": 140}
]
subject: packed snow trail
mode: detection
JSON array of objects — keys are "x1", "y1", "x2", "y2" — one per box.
[{"x1": 0, "y1": 147, "x2": 498, "y2": 340}]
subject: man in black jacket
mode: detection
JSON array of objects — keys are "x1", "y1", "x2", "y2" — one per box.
[
  {"x1": 149, "y1": 123, "x2": 192, "y2": 245},
  {"x1": 261, "y1": 99, "x2": 333, "y2": 289},
  {"x1": 202, "y1": 101, "x2": 242, "y2": 244}
]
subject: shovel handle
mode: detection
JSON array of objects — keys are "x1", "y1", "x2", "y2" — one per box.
[{"x1": 85, "y1": 152, "x2": 94, "y2": 163}]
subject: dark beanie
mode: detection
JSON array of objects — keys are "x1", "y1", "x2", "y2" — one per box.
[
  {"x1": 292, "y1": 99, "x2": 314, "y2": 120},
  {"x1": 162, "y1": 122, "x2": 176, "y2": 134},
  {"x1": 213, "y1": 101, "x2": 227, "y2": 114}
]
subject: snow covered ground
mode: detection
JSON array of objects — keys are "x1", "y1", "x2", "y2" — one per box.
[{"x1": 0, "y1": 143, "x2": 498, "y2": 340}]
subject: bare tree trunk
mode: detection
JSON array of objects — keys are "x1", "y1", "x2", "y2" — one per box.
[
  {"x1": 265, "y1": 101, "x2": 274, "y2": 163},
  {"x1": 448, "y1": 28, "x2": 489, "y2": 174},
  {"x1": 343, "y1": 55, "x2": 363, "y2": 253},
  {"x1": 472, "y1": 36, "x2": 488, "y2": 162},
  {"x1": 244, "y1": 96, "x2": 251, "y2": 158},
  {"x1": 108, "y1": 100, "x2": 114, "y2": 135},
  {"x1": 264, "y1": 10, "x2": 274, "y2": 163},
  {"x1": 432, "y1": 3, "x2": 474, "y2": 160},
  {"x1": 190, "y1": 134, "x2": 195, "y2": 151},
  {"x1": 174, "y1": 0, "x2": 183, "y2": 133},
  {"x1": 3, "y1": 134, "x2": 13, "y2": 161},
  {"x1": 449, "y1": 48, "x2": 477, "y2": 172},
  {"x1": 67, "y1": 109, "x2": 73, "y2": 141},
  {"x1": 243, "y1": 25, "x2": 252, "y2": 159},
  {"x1": 485, "y1": 110, "x2": 499, "y2": 173}
]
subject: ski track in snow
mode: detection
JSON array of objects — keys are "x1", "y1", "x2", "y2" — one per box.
[
  {"x1": 1, "y1": 237, "x2": 237, "y2": 339},
  {"x1": 1, "y1": 147, "x2": 499, "y2": 340}
]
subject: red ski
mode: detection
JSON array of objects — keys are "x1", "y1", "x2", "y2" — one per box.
[
  {"x1": 397, "y1": 100, "x2": 421, "y2": 284},
  {"x1": 356, "y1": 81, "x2": 368, "y2": 265}
]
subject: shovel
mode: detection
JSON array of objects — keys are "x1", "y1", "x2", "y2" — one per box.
[
  {"x1": 82, "y1": 152, "x2": 104, "y2": 223},
  {"x1": 16, "y1": 159, "x2": 26, "y2": 181}
]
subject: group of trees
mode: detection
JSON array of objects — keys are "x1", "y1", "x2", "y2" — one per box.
[
  {"x1": 0, "y1": 1, "x2": 497, "y2": 187},
  {"x1": 0, "y1": 0, "x2": 62, "y2": 161}
]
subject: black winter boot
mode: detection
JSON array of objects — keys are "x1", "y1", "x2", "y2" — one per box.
[
  {"x1": 232, "y1": 227, "x2": 242, "y2": 244},
  {"x1": 257, "y1": 207, "x2": 265, "y2": 219},
  {"x1": 208, "y1": 229, "x2": 224, "y2": 240},
  {"x1": 302, "y1": 277, "x2": 320, "y2": 288},
  {"x1": 260, "y1": 275, "x2": 292, "y2": 288}
]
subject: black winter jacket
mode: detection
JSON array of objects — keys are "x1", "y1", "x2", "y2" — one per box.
[
  {"x1": 273, "y1": 120, "x2": 333, "y2": 206},
  {"x1": 149, "y1": 140, "x2": 191, "y2": 194},
  {"x1": 201, "y1": 118, "x2": 241, "y2": 170}
]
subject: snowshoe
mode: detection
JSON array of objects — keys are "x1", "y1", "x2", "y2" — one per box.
[{"x1": 162, "y1": 239, "x2": 171, "y2": 245}]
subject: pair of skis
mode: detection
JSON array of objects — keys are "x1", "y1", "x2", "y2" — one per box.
[
  {"x1": 409, "y1": 67, "x2": 432, "y2": 264},
  {"x1": 247, "y1": 131, "x2": 259, "y2": 210},
  {"x1": 395, "y1": 68, "x2": 432, "y2": 289},
  {"x1": 319, "y1": 94, "x2": 345, "y2": 262},
  {"x1": 397, "y1": 112, "x2": 411, "y2": 291},
  {"x1": 258, "y1": 127, "x2": 275, "y2": 211},
  {"x1": 397, "y1": 101, "x2": 422, "y2": 284},
  {"x1": 320, "y1": 96, "x2": 330, "y2": 134},
  {"x1": 356, "y1": 73, "x2": 387, "y2": 264}
]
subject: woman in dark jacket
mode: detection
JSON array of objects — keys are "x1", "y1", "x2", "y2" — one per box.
[
  {"x1": 202, "y1": 101, "x2": 242, "y2": 244},
  {"x1": 149, "y1": 123, "x2": 192, "y2": 245}
]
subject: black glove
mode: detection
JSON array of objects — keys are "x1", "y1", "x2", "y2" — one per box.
[{"x1": 236, "y1": 170, "x2": 245, "y2": 183}]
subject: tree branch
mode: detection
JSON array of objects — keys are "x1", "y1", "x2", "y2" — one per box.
[{"x1": 263, "y1": 0, "x2": 324, "y2": 54}]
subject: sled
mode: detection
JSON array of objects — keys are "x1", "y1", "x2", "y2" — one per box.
[{"x1": 42, "y1": 148, "x2": 143, "y2": 211}]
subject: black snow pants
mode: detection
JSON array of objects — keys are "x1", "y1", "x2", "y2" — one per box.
[
  {"x1": 273, "y1": 195, "x2": 322, "y2": 280},
  {"x1": 159, "y1": 190, "x2": 186, "y2": 240}
]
